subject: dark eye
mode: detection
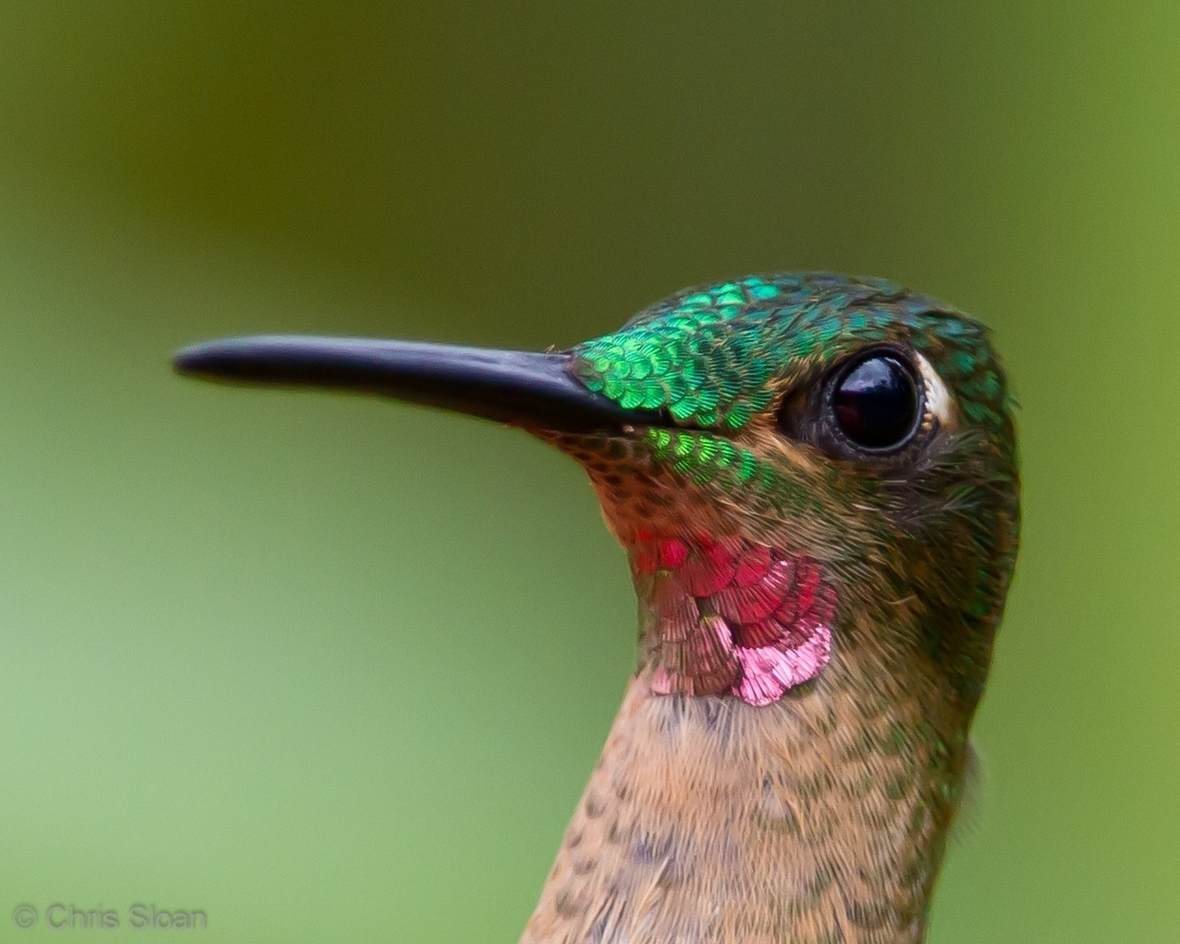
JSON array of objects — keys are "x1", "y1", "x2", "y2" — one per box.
[{"x1": 831, "y1": 352, "x2": 920, "y2": 450}]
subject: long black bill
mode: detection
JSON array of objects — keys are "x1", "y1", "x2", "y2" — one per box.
[{"x1": 173, "y1": 335, "x2": 660, "y2": 432}]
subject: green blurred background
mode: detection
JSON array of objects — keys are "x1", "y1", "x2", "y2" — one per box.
[{"x1": 0, "y1": 2, "x2": 1177, "y2": 941}]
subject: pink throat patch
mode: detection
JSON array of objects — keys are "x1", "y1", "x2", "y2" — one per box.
[{"x1": 631, "y1": 536, "x2": 835, "y2": 707}]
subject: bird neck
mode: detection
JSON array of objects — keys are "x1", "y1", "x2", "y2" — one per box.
[{"x1": 520, "y1": 652, "x2": 972, "y2": 944}]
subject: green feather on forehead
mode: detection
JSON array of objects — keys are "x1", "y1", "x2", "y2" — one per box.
[{"x1": 571, "y1": 273, "x2": 1011, "y2": 436}]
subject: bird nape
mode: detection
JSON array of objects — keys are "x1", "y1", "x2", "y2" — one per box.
[{"x1": 175, "y1": 272, "x2": 1020, "y2": 944}]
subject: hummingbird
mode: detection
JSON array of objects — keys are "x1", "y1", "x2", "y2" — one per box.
[{"x1": 174, "y1": 272, "x2": 1019, "y2": 944}]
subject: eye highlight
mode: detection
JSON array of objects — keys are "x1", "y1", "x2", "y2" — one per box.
[{"x1": 830, "y1": 351, "x2": 921, "y2": 451}]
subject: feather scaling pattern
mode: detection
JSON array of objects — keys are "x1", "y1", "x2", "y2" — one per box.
[{"x1": 527, "y1": 273, "x2": 1018, "y2": 943}]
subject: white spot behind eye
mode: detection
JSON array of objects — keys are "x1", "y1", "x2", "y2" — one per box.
[{"x1": 915, "y1": 352, "x2": 957, "y2": 429}]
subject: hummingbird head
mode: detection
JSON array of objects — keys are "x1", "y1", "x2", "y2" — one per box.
[
  {"x1": 175, "y1": 273, "x2": 1018, "y2": 716},
  {"x1": 552, "y1": 274, "x2": 1019, "y2": 712}
]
